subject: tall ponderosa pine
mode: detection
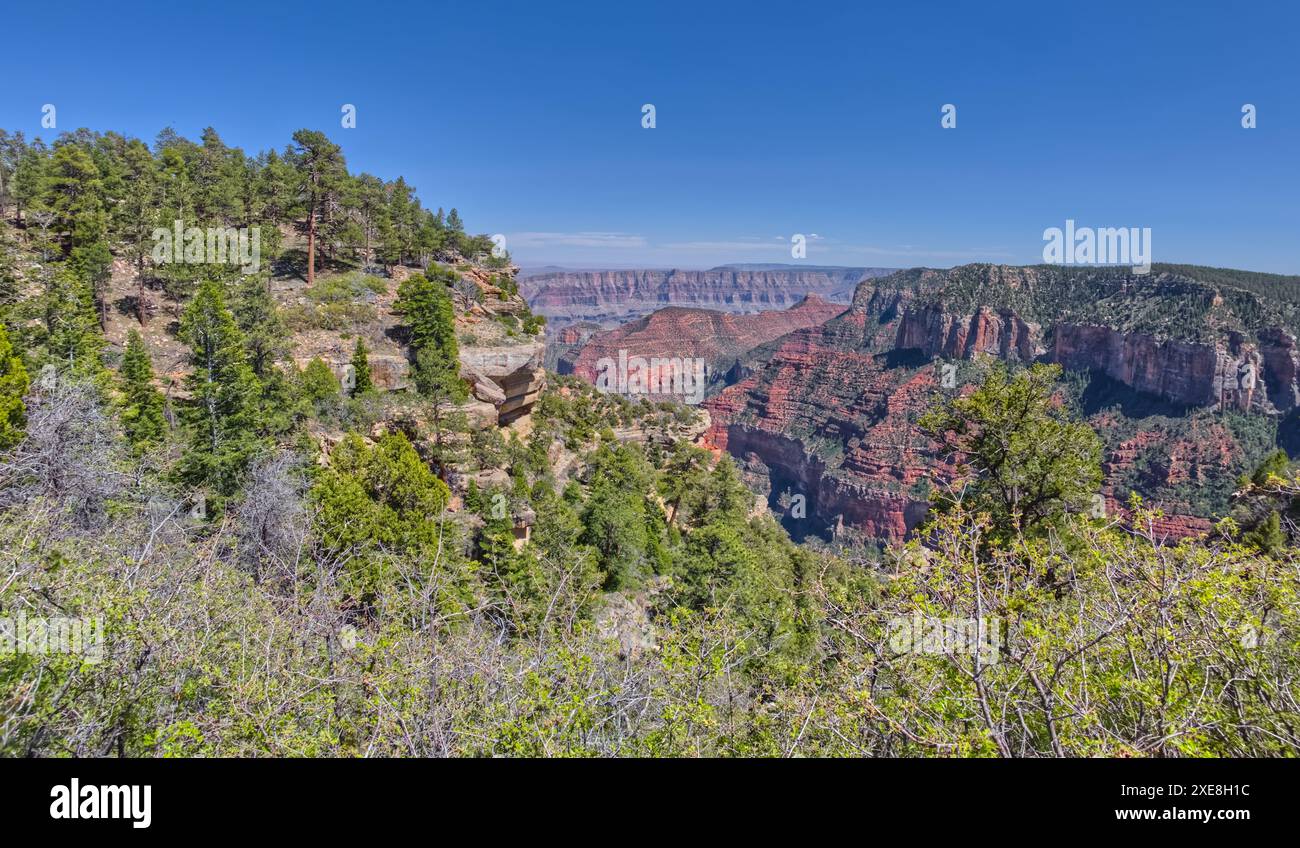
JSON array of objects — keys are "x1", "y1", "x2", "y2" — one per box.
[
  {"x1": 288, "y1": 130, "x2": 346, "y2": 286},
  {"x1": 43, "y1": 145, "x2": 113, "y2": 327},
  {"x1": 118, "y1": 329, "x2": 166, "y2": 450},
  {"x1": 176, "y1": 277, "x2": 264, "y2": 502},
  {"x1": 11, "y1": 139, "x2": 49, "y2": 228},
  {"x1": 119, "y1": 139, "x2": 159, "y2": 324}
]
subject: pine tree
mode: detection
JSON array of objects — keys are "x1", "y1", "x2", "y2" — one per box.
[
  {"x1": 0, "y1": 323, "x2": 29, "y2": 451},
  {"x1": 118, "y1": 330, "x2": 166, "y2": 450},
  {"x1": 0, "y1": 237, "x2": 18, "y2": 312},
  {"x1": 176, "y1": 276, "x2": 264, "y2": 503},
  {"x1": 299, "y1": 357, "x2": 340, "y2": 405},
  {"x1": 287, "y1": 130, "x2": 345, "y2": 286},
  {"x1": 119, "y1": 139, "x2": 159, "y2": 324},
  {"x1": 231, "y1": 275, "x2": 287, "y2": 378},
  {"x1": 350, "y1": 336, "x2": 373, "y2": 396},
  {"x1": 45, "y1": 265, "x2": 103, "y2": 374},
  {"x1": 445, "y1": 207, "x2": 464, "y2": 256},
  {"x1": 1244, "y1": 510, "x2": 1286, "y2": 555},
  {"x1": 394, "y1": 270, "x2": 458, "y2": 357},
  {"x1": 392, "y1": 269, "x2": 467, "y2": 459},
  {"x1": 11, "y1": 139, "x2": 48, "y2": 228}
]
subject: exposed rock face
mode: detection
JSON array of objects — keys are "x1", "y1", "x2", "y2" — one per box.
[
  {"x1": 1052, "y1": 325, "x2": 1275, "y2": 412},
  {"x1": 702, "y1": 264, "x2": 1294, "y2": 545},
  {"x1": 547, "y1": 321, "x2": 602, "y2": 374},
  {"x1": 1258, "y1": 328, "x2": 1300, "y2": 412},
  {"x1": 569, "y1": 296, "x2": 847, "y2": 396},
  {"x1": 896, "y1": 305, "x2": 1043, "y2": 362},
  {"x1": 460, "y1": 339, "x2": 547, "y2": 424},
  {"x1": 366, "y1": 354, "x2": 411, "y2": 391},
  {"x1": 703, "y1": 307, "x2": 952, "y2": 544},
  {"x1": 520, "y1": 265, "x2": 892, "y2": 326}
]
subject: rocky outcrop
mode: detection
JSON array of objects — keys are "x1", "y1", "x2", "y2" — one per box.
[
  {"x1": 896, "y1": 305, "x2": 1043, "y2": 362},
  {"x1": 569, "y1": 296, "x2": 847, "y2": 395},
  {"x1": 1053, "y1": 325, "x2": 1275, "y2": 412},
  {"x1": 547, "y1": 321, "x2": 602, "y2": 374},
  {"x1": 520, "y1": 265, "x2": 892, "y2": 326},
  {"x1": 460, "y1": 339, "x2": 547, "y2": 425},
  {"x1": 1259, "y1": 328, "x2": 1300, "y2": 412},
  {"x1": 702, "y1": 264, "x2": 1292, "y2": 545}
]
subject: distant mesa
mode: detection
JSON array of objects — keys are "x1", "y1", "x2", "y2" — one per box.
[{"x1": 519, "y1": 264, "x2": 897, "y2": 328}]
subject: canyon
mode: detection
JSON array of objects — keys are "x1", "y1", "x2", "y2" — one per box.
[
  {"x1": 556, "y1": 262, "x2": 1300, "y2": 545},
  {"x1": 519, "y1": 265, "x2": 892, "y2": 327},
  {"x1": 563, "y1": 295, "x2": 847, "y2": 387}
]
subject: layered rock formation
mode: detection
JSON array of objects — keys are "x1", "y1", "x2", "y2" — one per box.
[
  {"x1": 270, "y1": 261, "x2": 547, "y2": 429},
  {"x1": 568, "y1": 295, "x2": 847, "y2": 397},
  {"x1": 520, "y1": 265, "x2": 892, "y2": 327},
  {"x1": 895, "y1": 305, "x2": 1043, "y2": 362},
  {"x1": 699, "y1": 263, "x2": 1300, "y2": 545},
  {"x1": 460, "y1": 339, "x2": 547, "y2": 425},
  {"x1": 547, "y1": 322, "x2": 602, "y2": 374}
]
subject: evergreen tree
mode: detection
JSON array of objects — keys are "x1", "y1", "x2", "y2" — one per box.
[
  {"x1": 350, "y1": 336, "x2": 373, "y2": 396},
  {"x1": 42, "y1": 144, "x2": 113, "y2": 327},
  {"x1": 287, "y1": 130, "x2": 346, "y2": 286},
  {"x1": 11, "y1": 139, "x2": 48, "y2": 228},
  {"x1": 311, "y1": 431, "x2": 453, "y2": 599},
  {"x1": 0, "y1": 323, "x2": 30, "y2": 451},
  {"x1": 579, "y1": 443, "x2": 662, "y2": 589},
  {"x1": 118, "y1": 139, "x2": 159, "y2": 324},
  {"x1": 231, "y1": 275, "x2": 287, "y2": 378},
  {"x1": 394, "y1": 270, "x2": 465, "y2": 404},
  {"x1": 0, "y1": 237, "x2": 18, "y2": 313},
  {"x1": 118, "y1": 329, "x2": 165, "y2": 450},
  {"x1": 919, "y1": 363, "x2": 1103, "y2": 540},
  {"x1": 175, "y1": 276, "x2": 264, "y2": 504},
  {"x1": 1244, "y1": 510, "x2": 1286, "y2": 555},
  {"x1": 299, "y1": 357, "x2": 340, "y2": 405},
  {"x1": 444, "y1": 207, "x2": 464, "y2": 256},
  {"x1": 44, "y1": 265, "x2": 103, "y2": 373}
]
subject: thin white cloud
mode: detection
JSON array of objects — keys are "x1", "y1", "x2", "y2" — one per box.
[
  {"x1": 835, "y1": 243, "x2": 1015, "y2": 260},
  {"x1": 506, "y1": 231, "x2": 648, "y2": 249},
  {"x1": 507, "y1": 229, "x2": 1017, "y2": 266},
  {"x1": 662, "y1": 240, "x2": 783, "y2": 251}
]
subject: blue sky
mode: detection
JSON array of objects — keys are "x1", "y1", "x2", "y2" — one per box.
[{"x1": 3, "y1": 1, "x2": 1297, "y2": 272}]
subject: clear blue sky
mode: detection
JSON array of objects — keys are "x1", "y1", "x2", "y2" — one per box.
[{"x1": 3, "y1": 0, "x2": 1297, "y2": 272}]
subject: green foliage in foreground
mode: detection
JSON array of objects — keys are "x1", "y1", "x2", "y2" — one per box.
[
  {"x1": 921, "y1": 363, "x2": 1103, "y2": 541},
  {"x1": 1, "y1": 359, "x2": 1296, "y2": 758},
  {"x1": 0, "y1": 322, "x2": 28, "y2": 450}
]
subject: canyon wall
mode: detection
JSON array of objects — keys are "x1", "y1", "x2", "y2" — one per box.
[
  {"x1": 700, "y1": 264, "x2": 1300, "y2": 545},
  {"x1": 520, "y1": 265, "x2": 892, "y2": 326},
  {"x1": 895, "y1": 305, "x2": 1043, "y2": 363},
  {"x1": 569, "y1": 295, "x2": 847, "y2": 394}
]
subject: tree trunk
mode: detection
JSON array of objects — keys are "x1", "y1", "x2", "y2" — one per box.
[
  {"x1": 136, "y1": 259, "x2": 148, "y2": 326},
  {"x1": 306, "y1": 201, "x2": 316, "y2": 287}
]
